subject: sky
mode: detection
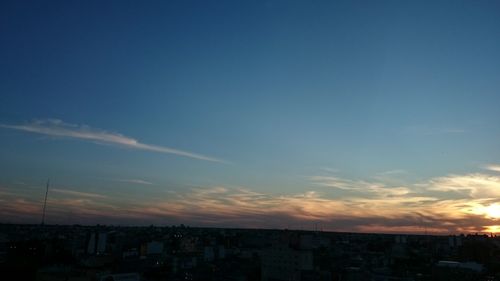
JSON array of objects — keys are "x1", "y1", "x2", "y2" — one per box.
[{"x1": 1, "y1": 0, "x2": 500, "y2": 234}]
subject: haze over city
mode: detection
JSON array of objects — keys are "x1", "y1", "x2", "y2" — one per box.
[{"x1": 1, "y1": 0, "x2": 500, "y2": 235}]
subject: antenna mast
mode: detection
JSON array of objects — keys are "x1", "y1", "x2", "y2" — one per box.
[{"x1": 41, "y1": 179, "x2": 50, "y2": 225}]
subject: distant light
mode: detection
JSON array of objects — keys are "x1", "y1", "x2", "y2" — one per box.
[{"x1": 485, "y1": 204, "x2": 500, "y2": 219}]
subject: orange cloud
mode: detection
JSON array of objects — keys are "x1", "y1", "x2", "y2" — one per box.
[{"x1": 2, "y1": 170, "x2": 500, "y2": 234}]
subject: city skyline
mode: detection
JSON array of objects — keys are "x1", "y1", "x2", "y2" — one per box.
[{"x1": 1, "y1": 0, "x2": 500, "y2": 234}]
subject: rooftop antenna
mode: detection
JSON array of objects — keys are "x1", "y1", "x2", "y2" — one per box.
[{"x1": 41, "y1": 179, "x2": 50, "y2": 225}]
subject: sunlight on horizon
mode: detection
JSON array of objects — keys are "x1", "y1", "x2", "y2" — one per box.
[
  {"x1": 470, "y1": 203, "x2": 500, "y2": 221},
  {"x1": 485, "y1": 204, "x2": 500, "y2": 220},
  {"x1": 484, "y1": 225, "x2": 500, "y2": 233}
]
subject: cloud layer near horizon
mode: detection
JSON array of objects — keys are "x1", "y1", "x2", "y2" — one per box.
[
  {"x1": 2, "y1": 168, "x2": 500, "y2": 234},
  {"x1": 0, "y1": 119, "x2": 223, "y2": 163}
]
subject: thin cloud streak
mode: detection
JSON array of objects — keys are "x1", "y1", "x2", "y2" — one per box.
[
  {"x1": 51, "y1": 188, "x2": 107, "y2": 199},
  {"x1": 426, "y1": 173, "x2": 500, "y2": 198},
  {"x1": 376, "y1": 169, "x2": 408, "y2": 176},
  {"x1": 0, "y1": 119, "x2": 224, "y2": 163},
  {"x1": 115, "y1": 179, "x2": 154, "y2": 185},
  {"x1": 484, "y1": 164, "x2": 500, "y2": 173}
]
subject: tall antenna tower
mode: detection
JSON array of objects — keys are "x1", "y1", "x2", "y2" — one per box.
[{"x1": 41, "y1": 179, "x2": 50, "y2": 225}]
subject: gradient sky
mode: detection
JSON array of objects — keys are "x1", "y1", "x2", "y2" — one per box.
[{"x1": 1, "y1": 0, "x2": 500, "y2": 234}]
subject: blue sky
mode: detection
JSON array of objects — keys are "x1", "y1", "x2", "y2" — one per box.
[{"x1": 1, "y1": 0, "x2": 500, "y2": 233}]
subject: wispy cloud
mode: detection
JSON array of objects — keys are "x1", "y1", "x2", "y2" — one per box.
[
  {"x1": 2, "y1": 169, "x2": 500, "y2": 234},
  {"x1": 426, "y1": 173, "x2": 500, "y2": 199},
  {"x1": 309, "y1": 175, "x2": 410, "y2": 196},
  {"x1": 0, "y1": 119, "x2": 224, "y2": 163},
  {"x1": 51, "y1": 188, "x2": 107, "y2": 199},
  {"x1": 376, "y1": 169, "x2": 408, "y2": 176},
  {"x1": 115, "y1": 179, "x2": 154, "y2": 185},
  {"x1": 125, "y1": 182, "x2": 493, "y2": 233},
  {"x1": 484, "y1": 164, "x2": 500, "y2": 173}
]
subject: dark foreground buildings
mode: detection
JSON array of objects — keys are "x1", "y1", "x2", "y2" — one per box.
[{"x1": 1, "y1": 224, "x2": 499, "y2": 281}]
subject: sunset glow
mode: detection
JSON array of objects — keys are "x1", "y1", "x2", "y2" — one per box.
[
  {"x1": 1, "y1": 0, "x2": 500, "y2": 235},
  {"x1": 484, "y1": 204, "x2": 500, "y2": 219},
  {"x1": 484, "y1": 225, "x2": 500, "y2": 233}
]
